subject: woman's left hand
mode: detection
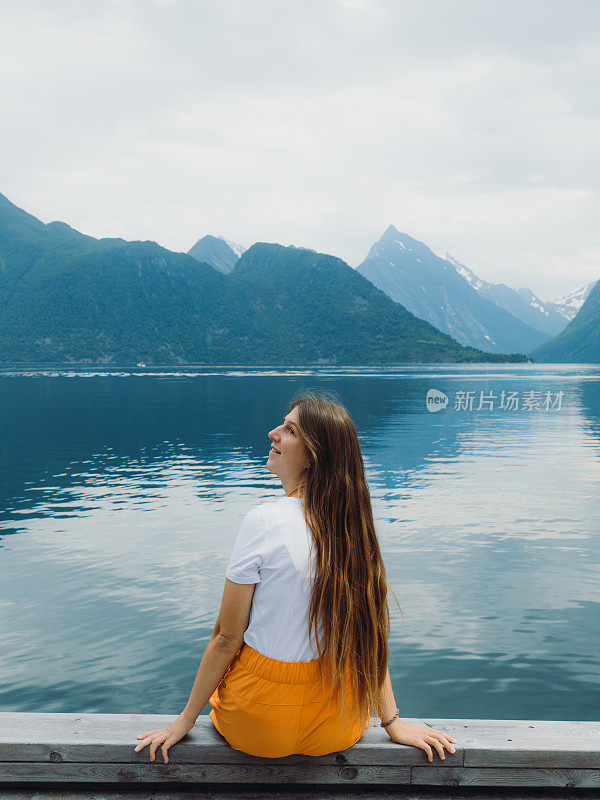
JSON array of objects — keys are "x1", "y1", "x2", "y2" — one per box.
[{"x1": 134, "y1": 712, "x2": 196, "y2": 763}]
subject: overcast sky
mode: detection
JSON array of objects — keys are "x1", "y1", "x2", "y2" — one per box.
[{"x1": 1, "y1": 0, "x2": 599, "y2": 300}]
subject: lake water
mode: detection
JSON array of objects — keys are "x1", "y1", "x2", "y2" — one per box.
[{"x1": 0, "y1": 364, "x2": 599, "y2": 722}]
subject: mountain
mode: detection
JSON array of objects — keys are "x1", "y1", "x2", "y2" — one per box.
[
  {"x1": 547, "y1": 280, "x2": 598, "y2": 322},
  {"x1": 0, "y1": 193, "x2": 528, "y2": 364},
  {"x1": 356, "y1": 226, "x2": 550, "y2": 354},
  {"x1": 188, "y1": 234, "x2": 245, "y2": 274},
  {"x1": 0, "y1": 193, "x2": 228, "y2": 363},
  {"x1": 444, "y1": 253, "x2": 569, "y2": 337},
  {"x1": 528, "y1": 279, "x2": 600, "y2": 363}
]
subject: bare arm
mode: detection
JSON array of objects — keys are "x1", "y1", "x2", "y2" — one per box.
[
  {"x1": 181, "y1": 633, "x2": 241, "y2": 723},
  {"x1": 182, "y1": 581, "x2": 257, "y2": 722},
  {"x1": 376, "y1": 665, "x2": 400, "y2": 725}
]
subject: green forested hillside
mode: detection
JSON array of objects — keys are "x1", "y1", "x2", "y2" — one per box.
[
  {"x1": 0, "y1": 193, "x2": 529, "y2": 364},
  {"x1": 0, "y1": 240, "x2": 227, "y2": 363}
]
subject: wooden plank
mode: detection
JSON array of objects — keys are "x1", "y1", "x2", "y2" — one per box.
[
  {"x1": 422, "y1": 718, "x2": 600, "y2": 769},
  {"x1": 410, "y1": 766, "x2": 600, "y2": 788},
  {"x1": 1, "y1": 762, "x2": 599, "y2": 788},
  {"x1": 0, "y1": 762, "x2": 411, "y2": 784},
  {"x1": 0, "y1": 791, "x2": 594, "y2": 800}
]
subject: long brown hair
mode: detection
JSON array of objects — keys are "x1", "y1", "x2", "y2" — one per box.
[{"x1": 289, "y1": 389, "x2": 400, "y2": 723}]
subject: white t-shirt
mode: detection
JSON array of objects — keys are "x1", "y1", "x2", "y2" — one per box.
[{"x1": 225, "y1": 495, "x2": 325, "y2": 662}]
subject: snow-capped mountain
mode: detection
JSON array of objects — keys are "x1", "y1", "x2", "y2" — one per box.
[
  {"x1": 445, "y1": 253, "x2": 569, "y2": 337},
  {"x1": 530, "y1": 278, "x2": 600, "y2": 362},
  {"x1": 188, "y1": 235, "x2": 246, "y2": 274},
  {"x1": 219, "y1": 236, "x2": 246, "y2": 259},
  {"x1": 547, "y1": 281, "x2": 598, "y2": 322},
  {"x1": 356, "y1": 225, "x2": 550, "y2": 355}
]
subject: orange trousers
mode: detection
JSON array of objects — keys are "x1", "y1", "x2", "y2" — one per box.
[{"x1": 208, "y1": 643, "x2": 371, "y2": 757}]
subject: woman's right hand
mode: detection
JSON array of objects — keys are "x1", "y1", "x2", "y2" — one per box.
[{"x1": 385, "y1": 719, "x2": 456, "y2": 762}]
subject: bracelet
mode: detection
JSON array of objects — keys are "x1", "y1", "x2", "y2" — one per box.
[{"x1": 381, "y1": 708, "x2": 400, "y2": 728}]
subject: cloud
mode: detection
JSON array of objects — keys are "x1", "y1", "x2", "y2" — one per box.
[{"x1": 1, "y1": 0, "x2": 599, "y2": 298}]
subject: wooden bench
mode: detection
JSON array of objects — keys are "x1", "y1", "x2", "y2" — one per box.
[{"x1": 0, "y1": 713, "x2": 598, "y2": 791}]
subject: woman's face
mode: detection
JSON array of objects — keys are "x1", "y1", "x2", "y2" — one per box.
[{"x1": 267, "y1": 406, "x2": 310, "y2": 486}]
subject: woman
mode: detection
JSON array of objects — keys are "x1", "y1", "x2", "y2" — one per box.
[{"x1": 135, "y1": 390, "x2": 456, "y2": 762}]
